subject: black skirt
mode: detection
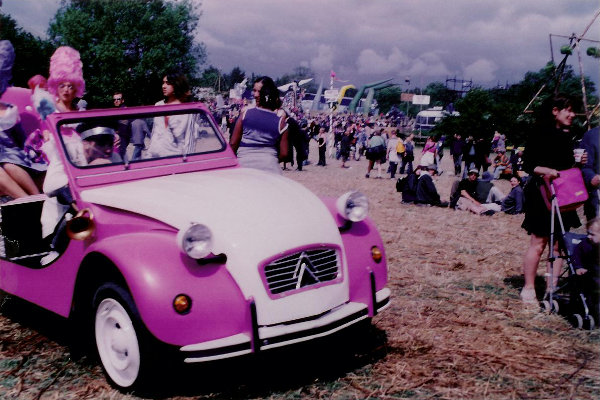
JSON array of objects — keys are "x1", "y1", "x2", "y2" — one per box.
[{"x1": 521, "y1": 178, "x2": 581, "y2": 237}]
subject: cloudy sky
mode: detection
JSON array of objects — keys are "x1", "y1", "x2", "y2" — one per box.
[{"x1": 2, "y1": 0, "x2": 599, "y2": 91}]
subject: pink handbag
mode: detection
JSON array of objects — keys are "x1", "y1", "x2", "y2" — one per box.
[{"x1": 541, "y1": 168, "x2": 589, "y2": 212}]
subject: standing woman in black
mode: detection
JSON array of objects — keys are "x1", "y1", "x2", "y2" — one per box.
[{"x1": 520, "y1": 95, "x2": 581, "y2": 304}]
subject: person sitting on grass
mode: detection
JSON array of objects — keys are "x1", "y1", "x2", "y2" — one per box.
[
  {"x1": 415, "y1": 164, "x2": 448, "y2": 207},
  {"x1": 501, "y1": 176, "x2": 525, "y2": 214},
  {"x1": 477, "y1": 171, "x2": 505, "y2": 204},
  {"x1": 398, "y1": 168, "x2": 419, "y2": 204},
  {"x1": 450, "y1": 169, "x2": 501, "y2": 215},
  {"x1": 493, "y1": 149, "x2": 510, "y2": 179}
]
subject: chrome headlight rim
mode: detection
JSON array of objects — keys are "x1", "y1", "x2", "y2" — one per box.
[
  {"x1": 336, "y1": 190, "x2": 369, "y2": 222},
  {"x1": 177, "y1": 222, "x2": 214, "y2": 259}
]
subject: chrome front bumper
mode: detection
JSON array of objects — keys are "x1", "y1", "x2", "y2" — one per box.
[{"x1": 180, "y1": 287, "x2": 391, "y2": 363}]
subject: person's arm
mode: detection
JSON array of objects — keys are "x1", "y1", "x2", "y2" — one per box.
[
  {"x1": 572, "y1": 242, "x2": 588, "y2": 275},
  {"x1": 460, "y1": 189, "x2": 480, "y2": 205},
  {"x1": 459, "y1": 181, "x2": 480, "y2": 205},
  {"x1": 278, "y1": 116, "x2": 289, "y2": 161},
  {"x1": 580, "y1": 130, "x2": 600, "y2": 188},
  {"x1": 533, "y1": 166, "x2": 560, "y2": 179},
  {"x1": 89, "y1": 158, "x2": 111, "y2": 165},
  {"x1": 229, "y1": 113, "x2": 244, "y2": 153}
]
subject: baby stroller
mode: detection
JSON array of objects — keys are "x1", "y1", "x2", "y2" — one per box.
[
  {"x1": 542, "y1": 170, "x2": 595, "y2": 329},
  {"x1": 561, "y1": 232, "x2": 598, "y2": 328}
]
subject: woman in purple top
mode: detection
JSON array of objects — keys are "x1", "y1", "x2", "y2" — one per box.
[{"x1": 230, "y1": 76, "x2": 289, "y2": 174}]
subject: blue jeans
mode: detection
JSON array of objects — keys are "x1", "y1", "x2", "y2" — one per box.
[
  {"x1": 400, "y1": 158, "x2": 413, "y2": 174},
  {"x1": 389, "y1": 161, "x2": 398, "y2": 178},
  {"x1": 131, "y1": 144, "x2": 143, "y2": 161},
  {"x1": 493, "y1": 166, "x2": 506, "y2": 179},
  {"x1": 453, "y1": 154, "x2": 463, "y2": 175}
]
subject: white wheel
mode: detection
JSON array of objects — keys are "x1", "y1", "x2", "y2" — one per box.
[
  {"x1": 95, "y1": 297, "x2": 141, "y2": 388},
  {"x1": 541, "y1": 300, "x2": 551, "y2": 313},
  {"x1": 572, "y1": 314, "x2": 583, "y2": 329}
]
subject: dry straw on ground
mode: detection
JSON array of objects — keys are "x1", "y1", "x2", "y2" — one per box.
[{"x1": 1, "y1": 141, "x2": 598, "y2": 399}]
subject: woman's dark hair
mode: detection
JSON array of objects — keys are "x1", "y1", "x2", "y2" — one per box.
[
  {"x1": 254, "y1": 76, "x2": 281, "y2": 110},
  {"x1": 545, "y1": 94, "x2": 575, "y2": 115},
  {"x1": 164, "y1": 71, "x2": 191, "y2": 102},
  {"x1": 533, "y1": 93, "x2": 581, "y2": 133}
]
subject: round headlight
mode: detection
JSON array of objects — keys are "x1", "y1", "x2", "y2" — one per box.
[
  {"x1": 336, "y1": 191, "x2": 369, "y2": 222},
  {"x1": 177, "y1": 223, "x2": 213, "y2": 259}
]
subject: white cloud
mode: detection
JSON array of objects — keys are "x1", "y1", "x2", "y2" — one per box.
[
  {"x1": 463, "y1": 59, "x2": 498, "y2": 82},
  {"x1": 356, "y1": 47, "x2": 408, "y2": 75},
  {"x1": 4, "y1": 0, "x2": 598, "y2": 90},
  {"x1": 405, "y1": 52, "x2": 453, "y2": 79},
  {"x1": 311, "y1": 45, "x2": 334, "y2": 72}
]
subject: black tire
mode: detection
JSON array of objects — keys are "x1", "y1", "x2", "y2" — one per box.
[
  {"x1": 571, "y1": 313, "x2": 584, "y2": 329},
  {"x1": 585, "y1": 315, "x2": 596, "y2": 330}
]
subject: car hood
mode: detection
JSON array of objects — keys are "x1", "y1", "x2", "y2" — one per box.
[{"x1": 80, "y1": 167, "x2": 349, "y2": 324}]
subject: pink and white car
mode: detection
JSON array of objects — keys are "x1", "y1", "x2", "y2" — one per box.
[{"x1": 0, "y1": 88, "x2": 390, "y2": 390}]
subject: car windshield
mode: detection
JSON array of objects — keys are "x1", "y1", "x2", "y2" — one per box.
[{"x1": 57, "y1": 109, "x2": 225, "y2": 168}]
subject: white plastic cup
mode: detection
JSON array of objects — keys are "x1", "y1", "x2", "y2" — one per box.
[{"x1": 573, "y1": 148, "x2": 584, "y2": 162}]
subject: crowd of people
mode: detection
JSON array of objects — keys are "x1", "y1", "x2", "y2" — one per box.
[
  {"x1": 218, "y1": 88, "x2": 598, "y2": 312},
  {"x1": 0, "y1": 38, "x2": 597, "y2": 312}
]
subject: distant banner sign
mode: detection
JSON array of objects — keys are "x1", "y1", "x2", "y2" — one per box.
[
  {"x1": 324, "y1": 89, "x2": 339, "y2": 101},
  {"x1": 400, "y1": 93, "x2": 414, "y2": 102},
  {"x1": 412, "y1": 95, "x2": 431, "y2": 105}
]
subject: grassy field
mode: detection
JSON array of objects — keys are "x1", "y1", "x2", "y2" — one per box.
[{"x1": 1, "y1": 142, "x2": 598, "y2": 399}]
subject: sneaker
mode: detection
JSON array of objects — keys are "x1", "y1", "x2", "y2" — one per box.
[
  {"x1": 520, "y1": 287, "x2": 537, "y2": 304},
  {"x1": 365, "y1": 174, "x2": 370, "y2": 178},
  {"x1": 40, "y1": 251, "x2": 59, "y2": 266}
]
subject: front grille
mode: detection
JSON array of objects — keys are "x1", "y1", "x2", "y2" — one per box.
[{"x1": 263, "y1": 248, "x2": 340, "y2": 295}]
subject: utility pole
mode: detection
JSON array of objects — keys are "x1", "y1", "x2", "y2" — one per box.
[
  {"x1": 405, "y1": 77, "x2": 410, "y2": 123},
  {"x1": 329, "y1": 73, "x2": 334, "y2": 138}
]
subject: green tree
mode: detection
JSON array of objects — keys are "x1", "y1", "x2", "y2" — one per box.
[
  {"x1": 423, "y1": 82, "x2": 456, "y2": 107},
  {"x1": 373, "y1": 86, "x2": 402, "y2": 114},
  {"x1": 48, "y1": 0, "x2": 206, "y2": 107},
  {"x1": 198, "y1": 65, "x2": 224, "y2": 91},
  {"x1": 455, "y1": 88, "x2": 495, "y2": 137},
  {"x1": 433, "y1": 62, "x2": 598, "y2": 146},
  {"x1": 0, "y1": 13, "x2": 53, "y2": 88},
  {"x1": 223, "y1": 66, "x2": 246, "y2": 91}
]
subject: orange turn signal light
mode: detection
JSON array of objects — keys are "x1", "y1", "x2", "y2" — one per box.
[
  {"x1": 371, "y1": 246, "x2": 383, "y2": 263},
  {"x1": 173, "y1": 294, "x2": 192, "y2": 314}
]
